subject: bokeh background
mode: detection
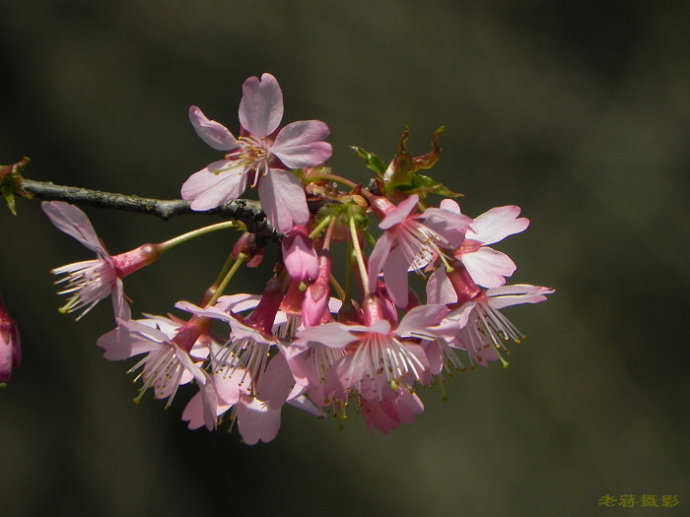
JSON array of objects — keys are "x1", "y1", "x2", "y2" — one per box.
[{"x1": 1, "y1": 1, "x2": 688, "y2": 516}]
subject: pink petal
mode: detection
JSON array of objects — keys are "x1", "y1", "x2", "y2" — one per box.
[
  {"x1": 110, "y1": 278, "x2": 131, "y2": 321},
  {"x1": 227, "y1": 319, "x2": 276, "y2": 346},
  {"x1": 237, "y1": 396, "x2": 281, "y2": 445},
  {"x1": 360, "y1": 389, "x2": 424, "y2": 434},
  {"x1": 174, "y1": 347, "x2": 207, "y2": 386},
  {"x1": 296, "y1": 322, "x2": 360, "y2": 349},
  {"x1": 368, "y1": 320, "x2": 393, "y2": 335},
  {"x1": 287, "y1": 395, "x2": 326, "y2": 417},
  {"x1": 271, "y1": 120, "x2": 332, "y2": 168},
  {"x1": 439, "y1": 198, "x2": 461, "y2": 214},
  {"x1": 181, "y1": 392, "x2": 206, "y2": 430},
  {"x1": 175, "y1": 300, "x2": 235, "y2": 324},
  {"x1": 422, "y1": 340, "x2": 444, "y2": 375},
  {"x1": 181, "y1": 160, "x2": 248, "y2": 211},
  {"x1": 188, "y1": 106, "x2": 238, "y2": 151},
  {"x1": 468, "y1": 205, "x2": 529, "y2": 245},
  {"x1": 238, "y1": 73, "x2": 283, "y2": 137},
  {"x1": 41, "y1": 201, "x2": 105, "y2": 255},
  {"x1": 258, "y1": 169, "x2": 308, "y2": 233},
  {"x1": 382, "y1": 245, "x2": 410, "y2": 307},
  {"x1": 462, "y1": 247, "x2": 517, "y2": 288},
  {"x1": 394, "y1": 389, "x2": 425, "y2": 423},
  {"x1": 379, "y1": 195, "x2": 419, "y2": 230},
  {"x1": 446, "y1": 302, "x2": 476, "y2": 328},
  {"x1": 426, "y1": 268, "x2": 457, "y2": 304},
  {"x1": 419, "y1": 207, "x2": 472, "y2": 248},
  {"x1": 196, "y1": 377, "x2": 219, "y2": 430},
  {"x1": 486, "y1": 284, "x2": 555, "y2": 309},
  {"x1": 116, "y1": 317, "x2": 179, "y2": 344},
  {"x1": 397, "y1": 304, "x2": 449, "y2": 336},
  {"x1": 213, "y1": 366, "x2": 245, "y2": 405},
  {"x1": 361, "y1": 399, "x2": 399, "y2": 434},
  {"x1": 256, "y1": 353, "x2": 293, "y2": 407},
  {"x1": 212, "y1": 294, "x2": 261, "y2": 313},
  {"x1": 97, "y1": 321, "x2": 158, "y2": 360},
  {"x1": 367, "y1": 231, "x2": 393, "y2": 293},
  {"x1": 182, "y1": 376, "x2": 230, "y2": 431}
]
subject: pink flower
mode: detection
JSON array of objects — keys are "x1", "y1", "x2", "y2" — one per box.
[
  {"x1": 181, "y1": 326, "x2": 297, "y2": 444},
  {"x1": 294, "y1": 295, "x2": 448, "y2": 402},
  {"x1": 182, "y1": 358, "x2": 245, "y2": 431},
  {"x1": 97, "y1": 313, "x2": 216, "y2": 428},
  {"x1": 283, "y1": 334, "x2": 347, "y2": 407},
  {"x1": 181, "y1": 73, "x2": 332, "y2": 233},
  {"x1": 0, "y1": 296, "x2": 21, "y2": 383},
  {"x1": 442, "y1": 200, "x2": 530, "y2": 288},
  {"x1": 41, "y1": 201, "x2": 159, "y2": 320},
  {"x1": 177, "y1": 277, "x2": 289, "y2": 399},
  {"x1": 427, "y1": 264, "x2": 553, "y2": 368},
  {"x1": 181, "y1": 351, "x2": 287, "y2": 444},
  {"x1": 368, "y1": 195, "x2": 472, "y2": 306}
]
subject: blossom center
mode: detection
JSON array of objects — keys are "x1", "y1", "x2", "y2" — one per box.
[
  {"x1": 52, "y1": 258, "x2": 117, "y2": 319},
  {"x1": 345, "y1": 331, "x2": 426, "y2": 395},
  {"x1": 226, "y1": 135, "x2": 273, "y2": 182}
]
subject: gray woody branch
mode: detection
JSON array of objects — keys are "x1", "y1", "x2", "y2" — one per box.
[{"x1": 19, "y1": 178, "x2": 277, "y2": 239}]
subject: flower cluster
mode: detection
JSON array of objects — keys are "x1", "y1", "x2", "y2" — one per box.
[{"x1": 40, "y1": 73, "x2": 553, "y2": 443}]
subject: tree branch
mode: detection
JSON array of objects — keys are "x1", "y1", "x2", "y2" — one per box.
[{"x1": 19, "y1": 178, "x2": 277, "y2": 240}]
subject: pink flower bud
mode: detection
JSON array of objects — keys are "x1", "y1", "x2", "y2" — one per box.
[
  {"x1": 282, "y1": 226, "x2": 318, "y2": 282},
  {"x1": 302, "y1": 253, "x2": 332, "y2": 327},
  {"x1": 0, "y1": 296, "x2": 21, "y2": 382}
]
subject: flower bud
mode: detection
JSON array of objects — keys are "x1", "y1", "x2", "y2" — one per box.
[
  {"x1": 302, "y1": 253, "x2": 332, "y2": 327},
  {"x1": 282, "y1": 226, "x2": 318, "y2": 282},
  {"x1": 0, "y1": 296, "x2": 21, "y2": 383}
]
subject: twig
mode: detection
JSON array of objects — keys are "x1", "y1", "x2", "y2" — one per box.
[{"x1": 19, "y1": 178, "x2": 277, "y2": 240}]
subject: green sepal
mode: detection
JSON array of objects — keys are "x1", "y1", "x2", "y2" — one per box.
[
  {"x1": 407, "y1": 173, "x2": 461, "y2": 198},
  {"x1": 1, "y1": 183, "x2": 17, "y2": 215},
  {"x1": 382, "y1": 127, "x2": 459, "y2": 199},
  {"x1": 350, "y1": 146, "x2": 387, "y2": 176},
  {"x1": 0, "y1": 157, "x2": 31, "y2": 215}
]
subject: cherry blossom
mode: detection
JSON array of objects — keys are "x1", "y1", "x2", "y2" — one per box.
[
  {"x1": 182, "y1": 350, "x2": 292, "y2": 443},
  {"x1": 293, "y1": 295, "x2": 448, "y2": 403},
  {"x1": 427, "y1": 263, "x2": 553, "y2": 368},
  {"x1": 368, "y1": 194, "x2": 472, "y2": 306},
  {"x1": 181, "y1": 73, "x2": 332, "y2": 232},
  {"x1": 42, "y1": 201, "x2": 159, "y2": 320},
  {"x1": 97, "y1": 313, "x2": 217, "y2": 428}
]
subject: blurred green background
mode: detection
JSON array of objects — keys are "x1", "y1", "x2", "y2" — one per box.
[{"x1": 1, "y1": 1, "x2": 688, "y2": 516}]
